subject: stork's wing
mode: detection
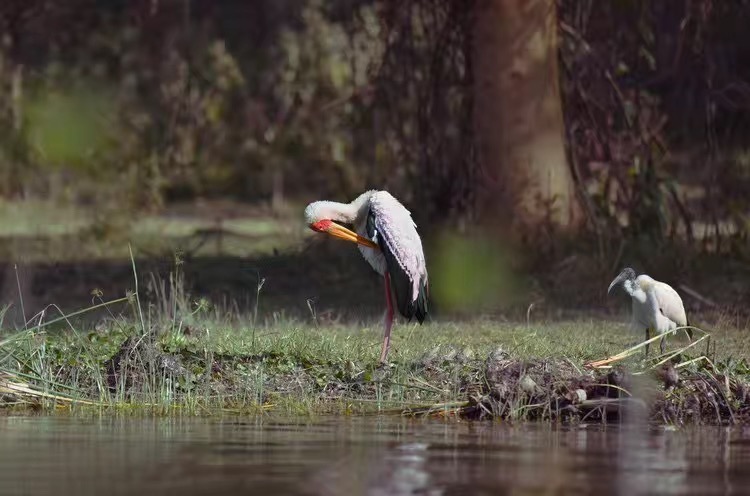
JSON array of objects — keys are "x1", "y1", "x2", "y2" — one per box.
[
  {"x1": 367, "y1": 192, "x2": 428, "y2": 323},
  {"x1": 654, "y1": 282, "x2": 688, "y2": 326}
]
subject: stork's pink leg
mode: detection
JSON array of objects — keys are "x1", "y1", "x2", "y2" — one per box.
[{"x1": 379, "y1": 271, "x2": 394, "y2": 363}]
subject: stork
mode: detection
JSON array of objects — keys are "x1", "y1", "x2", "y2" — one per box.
[
  {"x1": 607, "y1": 267, "x2": 690, "y2": 356},
  {"x1": 304, "y1": 190, "x2": 429, "y2": 363}
]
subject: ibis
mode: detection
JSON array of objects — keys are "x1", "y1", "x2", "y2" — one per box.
[{"x1": 607, "y1": 267, "x2": 690, "y2": 356}]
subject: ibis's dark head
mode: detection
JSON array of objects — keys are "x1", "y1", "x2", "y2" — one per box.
[{"x1": 607, "y1": 267, "x2": 637, "y2": 295}]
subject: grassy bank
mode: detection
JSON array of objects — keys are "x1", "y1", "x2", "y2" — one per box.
[{"x1": 1, "y1": 298, "x2": 748, "y2": 424}]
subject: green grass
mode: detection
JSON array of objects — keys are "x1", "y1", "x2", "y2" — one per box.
[
  {"x1": 0, "y1": 298, "x2": 742, "y2": 420},
  {"x1": 0, "y1": 199, "x2": 90, "y2": 237},
  {"x1": 0, "y1": 199, "x2": 306, "y2": 262}
]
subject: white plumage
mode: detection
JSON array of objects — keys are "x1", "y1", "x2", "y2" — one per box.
[
  {"x1": 608, "y1": 267, "x2": 690, "y2": 355},
  {"x1": 304, "y1": 190, "x2": 429, "y2": 363},
  {"x1": 365, "y1": 192, "x2": 428, "y2": 303}
]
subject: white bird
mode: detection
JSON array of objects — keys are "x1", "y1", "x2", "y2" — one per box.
[
  {"x1": 607, "y1": 267, "x2": 690, "y2": 356},
  {"x1": 304, "y1": 190, "x2": 429, "y2": 363}
]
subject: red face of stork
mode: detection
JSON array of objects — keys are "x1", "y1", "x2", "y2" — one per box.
[
  {"x1": 308, "y1": 219, "x2": 378, "y2": 248},
  {"x1": 304, "y1": 200, "x2": 378, "y2": 249}
]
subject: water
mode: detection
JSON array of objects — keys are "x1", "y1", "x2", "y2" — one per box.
[{"x1": 1, "y1": 416, "x2": 749, "y2": 496}]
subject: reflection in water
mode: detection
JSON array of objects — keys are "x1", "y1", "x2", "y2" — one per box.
[{"x1": 1, "y1": 416, "x2": 749, "y2": 496}]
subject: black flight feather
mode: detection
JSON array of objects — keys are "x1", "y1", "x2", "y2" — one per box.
[{"x1": 367, "y1": 210, "x2": 427, "y2": 323}]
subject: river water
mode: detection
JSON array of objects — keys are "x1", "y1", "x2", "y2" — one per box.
[{"x1": 1, "y1": 415, "x2": 749, "y2": 495}]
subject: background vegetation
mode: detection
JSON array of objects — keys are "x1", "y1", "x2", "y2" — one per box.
[{"x1": 0, "y1": 0, "x2": 748, "y2": 325}]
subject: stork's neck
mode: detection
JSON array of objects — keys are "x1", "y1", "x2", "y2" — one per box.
[
  {"x1": 306, "y1": 190, "x2": 376, "y2": 224},
  {"x1": 347, "y1": 190, "x2": 376, "y2": 222},
  {"x1": 316, "y1": 201, "x2": 359, "y2": 223}
]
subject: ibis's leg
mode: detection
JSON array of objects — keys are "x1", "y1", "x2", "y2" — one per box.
[
  {"x1": 644, "y1": 328, "x2": 650, "y2": 357},
  {"x1": 660, "y1": 335, "x2": 666, "y2": 355},
  {"x1": 379, "y1": 272, "x2": 394, "y2": 364}
]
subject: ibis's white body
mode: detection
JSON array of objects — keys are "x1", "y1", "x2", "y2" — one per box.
[
  {"x1": 609, "y1": 269, "x2": 688, "y2": 355},
  {"x1": 627, "y1": 275, "x2": 687, "y2": 336}
]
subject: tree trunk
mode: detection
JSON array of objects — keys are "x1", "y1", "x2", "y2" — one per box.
[{"x1": 473, "y1": 0, "x2": 582, "y2": 235}]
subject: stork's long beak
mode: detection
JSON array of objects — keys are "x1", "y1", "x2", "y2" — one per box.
[{"x1": 309, "y1": 220, "x2": 378, "y2": 249}]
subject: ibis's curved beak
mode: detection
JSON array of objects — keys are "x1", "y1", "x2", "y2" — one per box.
[
  {"x1": 607, "y1": 271, "x2": 629, "y2": 295},
  {"x1": 309, "y1": 220, "x2": 378, "y2": 249}
]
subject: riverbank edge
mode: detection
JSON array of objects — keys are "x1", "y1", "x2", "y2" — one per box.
[{"x1": 1, "y1": 336, "x2": 746, "y2": 425}]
